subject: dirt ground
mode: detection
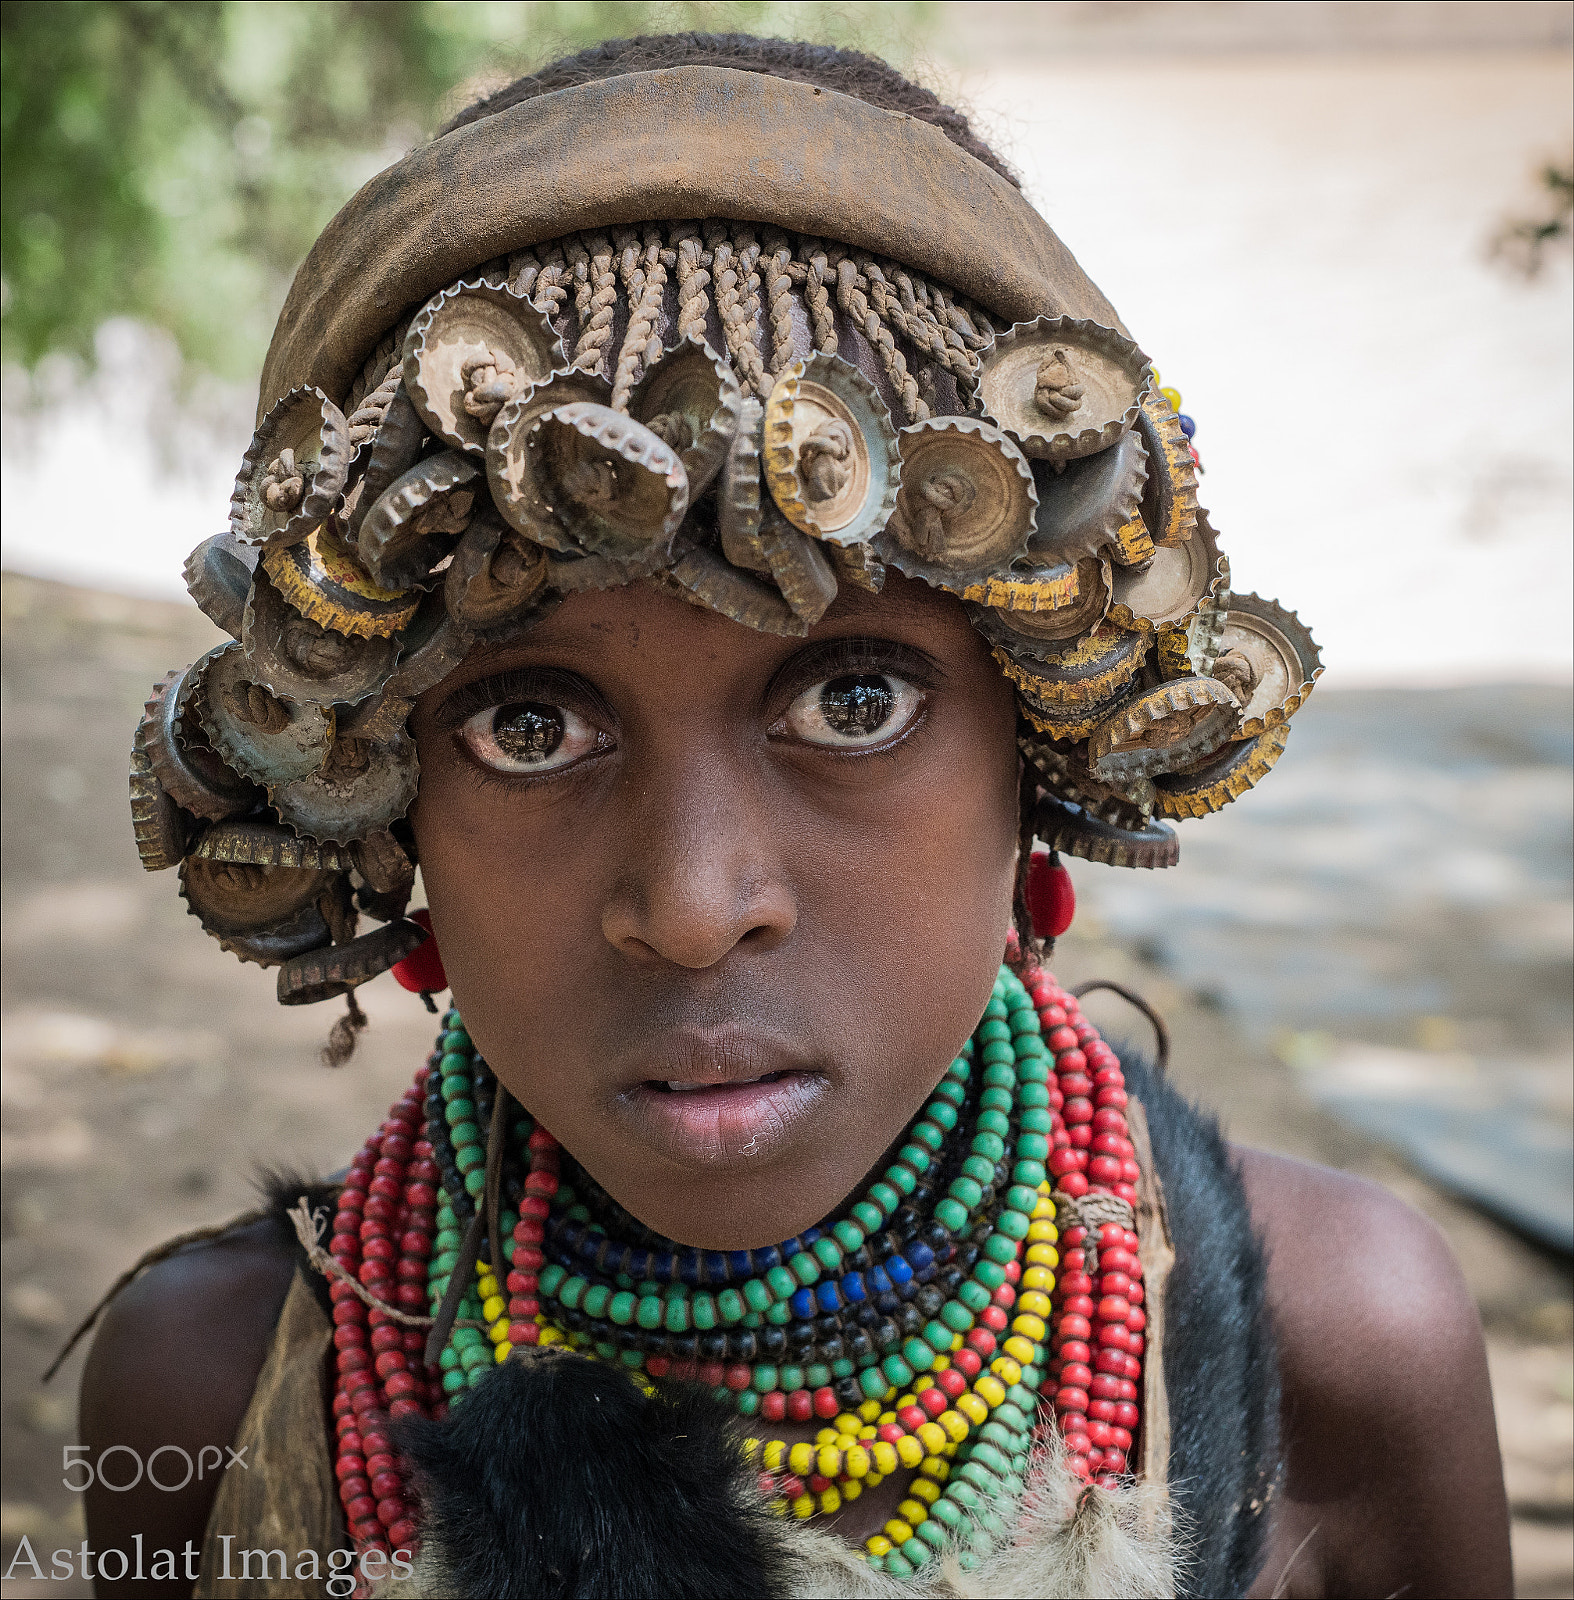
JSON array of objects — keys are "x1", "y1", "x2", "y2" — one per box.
[{"x1": 3, "y1": 571, "x2": 1570, "y2": 1597}]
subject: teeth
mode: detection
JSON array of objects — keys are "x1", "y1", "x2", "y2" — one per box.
[{"x1": 663, "y1": 1074, "x2": 772, "y2": 1092}]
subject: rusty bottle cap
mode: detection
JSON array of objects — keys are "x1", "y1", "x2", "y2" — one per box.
[
  {"x1": 445, "y1": 506, "x2": 551, "y2": 631},
  {"x1": 630, "y1": 336, "x2": 743, "y2": 504},
  {"x1": 350, "y1": 829, "x2": 415, "y2": 899},
  {"x1": 1211, "y1": 593, "x2": 1323, "y2": 740},
  {"x1": 524, "y1": 402, "x2": 689, "y2": 566},
  {"x1": 1033, "y1": 792, "x2": 1179, "y2": 870},
  {"x1": 486, "y1": 367, "x2": 614, "y2": 552},
  {"x1": 343, "y1": 382, "x2": 429, "y2": 542},
  {"x1": 977, "y1": 317, "x2": 1150, "y2": 463},
  {"x1": 879, "y1": 417, "x2": 1036, "y2": 592},
  {"x1": 230, "y1": 387, "x2": 352, "y2": 549},
  {"x1": 828, "y1": 539, "x2": 886, "y2": 595},
  {"x1": 719, "y1": 397, "x2": 770, "y2": 573},
  {"x1": 959, "y1": 560, "x2": 1083, "y2": 614},
  {"x1": 1135, "y1": 387, "x2": 1200, "y2": 549},
  {"x1": 1107, "y1": 508, "x2": 1225, "y2": 634},
  {"x1": 140, "y1": 659, "x2": 261, "y2": 822},
  {"x1": 129, "y1": 738, "x2": 188, "y2": 872},
  {"x1": 992, "y1": 617, "x2": 1146, "y2": 711},
  {"x1": 381, "y1": 595, "x2": 474, "y2": 701},
  {"x1": 178, "y1": 854, "x2": 342, "y2": 967},
  {"x1": 1019, "y1": 732, "x2": 1155, "y2": 828},
  {"x1": 357, "y1": 450, "x2": 482, "y2": 591},
  {"x1": 1155, "y1": 723, "x2": 1291, "y2": 818},
  {"x1": 196, "y1": 640, "x2": 336, "y2": 788},
  {"x1": 404, "y1": 281, "x2": 566, "y2": 457},
  {"x1": 276, "y1": 917, "x2": 430, "y2": 1006},
  {"x1": 192, "y1": 820, "x2": 353, "y2": 871},
  {"x1": 763, "y1": 353, "x2": 900, "y2": 547},
  {"x1": 968, "y1": 557, "x2": 1109, "y2": 651},
  {"x1": 183, "y1": 533, "x2": 259, "y2": 640},
  {"x1": 665, "y1": 546, "x2": 808, "y2": 638},
  {"x1": 269, "y1": 727, "x2": 419, "y2": 846},
  {"x1": 242, "y1": 567, "x2": 398, "y2": 710},
  {"x1": 261, "y1": 520, "x2": 421, "y2": 640},
  {"x1": 1088, "y1": 675, "x2": 1243, "y2": 783},
  {"x1": 1028, "y1": 431, "x2": 1149, "y2": 569},
  {"x1": 759, "y1": 508, "x2": 839, "y2": 626}
]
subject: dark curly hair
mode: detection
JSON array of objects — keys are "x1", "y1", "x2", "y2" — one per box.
[{"x1": 439, "y1": 30, "x2": 1020, "y2": 189}]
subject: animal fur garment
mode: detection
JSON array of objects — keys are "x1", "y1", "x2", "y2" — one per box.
[
  {"x1": 376, "y1": 1348, "x2": 1177, "y2": 1600},
  {"x1": 1120, "y1": 1055, "x2": 1282, "y2": 1597}
]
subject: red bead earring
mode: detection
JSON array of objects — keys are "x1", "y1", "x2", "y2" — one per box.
[
  {"x1": 1026, "y1": 848, "x2": 1075, "y2": 940},
  {"x1": 392, "y1": 908, "x2": 448, "y2": 1002}
]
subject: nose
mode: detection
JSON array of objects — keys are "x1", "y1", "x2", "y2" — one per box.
[{"x1": 600, "y1": 751, "x2": 797, "y2": 970}]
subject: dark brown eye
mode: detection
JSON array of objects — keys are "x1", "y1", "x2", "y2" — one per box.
[
  {"x1": 459, "y1": 701, "x2": 603, "y2": 774},
  {"x1": 776, "y1": 672, "x2": 923, "y2": 749},
  {"x1": 821, "y1": 675, "x2": 896, "y2": 736},
  {"x1": 494, "y1": 704, "x2": 564, "y2": 763}
]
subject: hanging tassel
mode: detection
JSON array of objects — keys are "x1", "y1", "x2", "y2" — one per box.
[
  {"x1": 320, "y1": 989, "x2": 368, "y2": 1067},
  {"x1": 1026, "y1": 848, "x2": 1076, "y2": 940}
]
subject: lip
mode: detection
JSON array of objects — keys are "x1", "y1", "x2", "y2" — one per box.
[{"x1": 614, "y1": 1029, "x2": 831, "y2": 1169}]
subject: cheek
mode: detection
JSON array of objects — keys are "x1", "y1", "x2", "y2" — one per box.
[
  {"x1": 405, "y1": 757, "x2": 604, "y2": 1023},
  {"x1": 791, "y1": 694, "x2": 1021, "y2": 1055}
]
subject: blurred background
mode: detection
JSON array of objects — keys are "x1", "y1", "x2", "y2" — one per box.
[{"x1": 2, "y1": 2, "x2": 1570, "y2": 1594}]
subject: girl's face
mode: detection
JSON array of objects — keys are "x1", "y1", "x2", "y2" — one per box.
[{"x1": 410, "y1": 572, "x2": 1020, "y2": 1248}]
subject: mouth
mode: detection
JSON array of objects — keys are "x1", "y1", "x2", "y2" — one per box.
[
  {"x1": 652, "y1": 1070, "x2": 790, "y2": 1093},
  {"x1": 614, "y1": 1032, "x2": 830, "y2": 1168}
]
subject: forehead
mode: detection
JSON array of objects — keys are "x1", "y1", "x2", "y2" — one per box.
[{"x1": 440, "y1": 569, "x2": 987, "y2": 686}]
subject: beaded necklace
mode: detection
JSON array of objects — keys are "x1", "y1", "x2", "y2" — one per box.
[{"x1": 323, "y1": 960, "x2": 1150, "y2": 1581}]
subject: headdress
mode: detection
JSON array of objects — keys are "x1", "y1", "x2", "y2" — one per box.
[{"x1": 130, "y1": 65, "x2": 1321, "y2": 1007}]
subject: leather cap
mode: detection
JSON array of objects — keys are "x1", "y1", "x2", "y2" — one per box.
[{"x1": 258, "y1": 66, "x2": 1123, "y2": 420}]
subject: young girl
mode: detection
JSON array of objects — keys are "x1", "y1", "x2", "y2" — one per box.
[{"x1": 77, "y1": 34, "x2": 1511, "y2": 1599}]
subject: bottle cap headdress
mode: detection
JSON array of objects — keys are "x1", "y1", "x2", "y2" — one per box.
[{"x1": 130, "y1": 66, "x2": 1321, "y2": 1006}]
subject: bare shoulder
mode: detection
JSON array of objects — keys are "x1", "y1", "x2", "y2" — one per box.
[
  {"x1": 78, "y1": 1219, "x2": 298, "y2": 1598},
  {"x1": 1233, "y1": 1148, "x2": 1513, "y2": 1600}
]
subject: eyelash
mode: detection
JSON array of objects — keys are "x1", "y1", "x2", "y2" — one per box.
[
  {"x1": 776, "y1": 637, "x2": 939, "y2": 697},
  {"x1": 434, "y1": 668, "x2": 596, "y2": 730}
]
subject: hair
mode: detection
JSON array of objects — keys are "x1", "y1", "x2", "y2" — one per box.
[{"x1": 438, "y1": 32, "x2": 1020, "y2": 189}]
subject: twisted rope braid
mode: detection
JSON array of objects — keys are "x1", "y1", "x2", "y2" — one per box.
[
  {"x1": 345, "y1": 360, "x2": 403, "y2": 445},
  {"x1": 507, "y1": 248, "x2": 542, "y2": 302},
  {"x1": 706, "y1": 222, "x2": 769, "y2": 399},
  {"x1": 763, "y1": 230, "x2": 797, "y2": 376},
  {"x1": 888, "y1": 261, "x2": 979, "y2": 389},
  {"x1": 671, "y1": 223, "x2": 713, "y2": 345},
  {"x1": 839, "y1": 255, "x2": 924, "y2": 423},
  {"x1": 365, "y1": 221, "x2": 988, "y2": 435},
  {"x1": 570, "y1": 233, "x2": 619, "y2": 377},
  {"x1": 933, "y1": 285, "x2": 995, "y2": 352},
  {"x1": 531, "y1": 242, "x2": 570, "y2": 324},
  {"x1": 566, "y1": 234, "x2": 594, "y2": 352},
  {"x1": 343, "y1": 329, "x2": 404, "y2": 418},
  {"x1": 800, "y1": 239, "x2": 839, "y2": 355},
  {"x1": 611, "y1": 228, "x2": 668, "y2": 411},
  {"x1": 863, "y1": 257, "x2": 944, "y2": 413}
]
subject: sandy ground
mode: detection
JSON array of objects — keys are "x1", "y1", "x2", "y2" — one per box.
[{"x1": 2, "y1": 571, "x2": 1569, "y2": 1596}]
